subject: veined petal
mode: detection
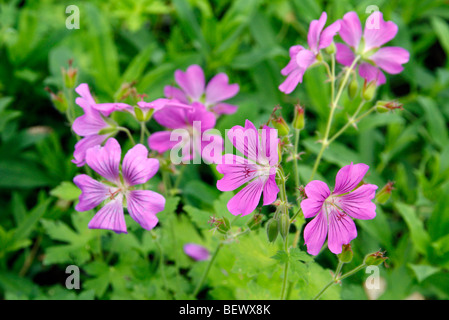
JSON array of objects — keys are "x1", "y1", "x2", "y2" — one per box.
[
  {"x1": 88, "y1": 194, "x2": 127, "y2": 234},
  {"x1": 333, "y1": 163, "x2": 369, "y2": 195},
  {"x1": 72, "y1": 134, "x2": 107, "y2": 167},
  {"x1": 295, "y1": 49, "x2": 316, "y2": 70},
  {"x1": 279, "y1": 68, "x2": 305, "y2": 94},
  {"x1": 302, "y1": 180, "x2": 330, "y2": 219},
  {"x1": 85, "y1": 138, "x2": 121, "y2": 184},
  {"x1": 216, "y1": 154, "x2": 259, "y2": 191},
  {"x1": 226, "y1": 176, "x2": 266, "y2": 216},
  {"x1": 363, "y1": 11, "x2": 398, "y2": 51},
  {"x1": 200, "y1": 132, "x2": 224, "y2": 164},
  {"x1": 327, "y1": 208, "x2": 357, "y2": 254},
  {"x1": 227, "y1": 120, "x2": 260, "y2": 163},
  {"x1": 122, "y1": 144, "x2": 159, "y2": 186},
  {"x1": 339, "y1": 11, "x2": 362, "y2": 49},
  {"x1": 205, "y1": 73, "x2": 239, "y2": 105},
  {"x1": 174, "y1": 65, "x2": 205, "y2": 101},
  {"x1": 126, "y1": 190, "x2": 165, "y2": 231},
  {"x1": 73, "y1": 174, "x2": 111, "y2": 211},
  {"x1": 369, "y1": 46, "x2": 409, "y2": 74},
  {"x1": 308, "y1": 12, "x2": 327, "y2": 53},
  {"x1": 303, "y1": 211, "x2": 328, "y2": 256},
  {"x1": 263, "y1": 174, "x2": 279, "y2": 206},
  {"x1": 72, "y1": 113, "x2": 108, "y2": 137},
  {"x1": 260, "y1": 125, "x2": 279, "y2": 166},
  {"x1": 358, "y1": 62, "x2": 386, "y2": 85},
  {"x1": 337, "y1": 184, "x2": 378, "y2": 220},
  {"x1": 153, "y1": 106, "x2": 189, "y2": 129}
]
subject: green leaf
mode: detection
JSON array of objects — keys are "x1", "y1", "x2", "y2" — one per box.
[
  {"x1": 50, "y1": 181, "x2": 81, "y2": 201},
  {"x1": 408, "y1": 264, "x2": 440, "y2": 283},
  {"x1": 431, "y1": 16, "x2": 449, "y2": 66}
]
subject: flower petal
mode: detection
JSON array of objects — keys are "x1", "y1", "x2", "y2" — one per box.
[
  {"x1": 216, "y1": 155, "x2": 259, "y2": 191},
  {"x1": 211, "y1": 103, "x2": 238, "y2": 115},
  {"x1": 308, "y1": 12, "x2": 327, "y2": 53},
  {"x1": 339, "y1": 11, "x2": 362, "y2": 49},
  {"x1": 164, "y1": 85, "x2": 189, "y2": 104},
  {"x1": 205, "y1": 73, "x2": 239, "y2": 105},
  {"x1": 263, "y1": 174, "x2": 279, "y2": 206},
  {"x1": 363, "y1": 11, "x2": 398, "y2": 51},
  {"x1": 184, "y1": 243, "x2": 210, "y2": 261},
  {"x1": 72, "y1": 134, "x2": 108, "y2": 167},
  {"x1": 327, "y1": 209, "x2": 357, "y2": 254},
  {"x1": 302, "y1": 180, "x2": 330, "y2": 219},
  {"x1": 122, "y1": 144, "x2": 159, "y2": 186},
  {"x1": 174, "y1": 65, "x2": 205, "y2": 101},
  {"x1": 148, "y1": 131, "x2": 181, "y2": 154},
  {"x1": 126, "y1": 190, "x2": 165, "y2": 231},
  {"x1": 85, "y1": 138, "x2": 121, "y2": 183},
  {"x1": 335, "y1": 43, "x2": 356, "y2": 67},
  {"x1": 295, "y1": 49, "x2": 316, "y2": 70},
  {"x1": 319, "y1": 20, "x2": 340, "y2": 50},
  {"x1": 73, "y1": 174, "x2": 112, "y2": 211},
  {"x1": 303, "y1": 211, "x2": 328, "y2": 256},
  {"x1": 281, "y1": 45, "x2": 303, "y2": 76},
  {"x1": 88, "y1": 194, "x2": 127, "y2": 234},
  {"x1": 153, "y1": 106, "x2": 189, "y2": 129},
  {"x1": 333, "y1": 163, "x2": 369, "y2": 195},
  {"x1": 72, "y1": 112, "x2": 108, "y2": 137},
  {"x1": 358, "y1": 62, "x2": 386, "y2": 85},
  {"x1": 337, "y1": 184, "x2": 378, "y2": 220},
  {"x1": 369, "y1": 46, "x2": 409, "y2": 74},
  {"x1": 260, "y1": 125, "x2": 279, "y2": 166},
  {"x1": 226, "y1": 177, "x2": 266, "y2": 216},
  {"x1": 227, "y1": 120, "x2": 260, "y2": 163}
]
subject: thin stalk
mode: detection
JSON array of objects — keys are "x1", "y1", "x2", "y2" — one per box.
[
  {"x1": 277, "y1": 167, "x2": 290, "y2": 300},
  {"x1": 152, "y1": 231, "x2": 170, "y2": 298},
  {"x1": 293, "y1": 128, "x2": 301, "y2": 202},
  {"x1": 192, "y1": 242, "x2": 223, "y2": 297},
  {"x1": 140, "y1": 122, "x2": 146, "y2": 144},
  {"x1": 309, "y1": 55, "x2": 360, "y2": 181},
  {"x1": 327, "y1": 99, "x2": 367, "y2": 145},
  {"x1": 118, "y1": 126, "x2": 136, "y2": 145}
]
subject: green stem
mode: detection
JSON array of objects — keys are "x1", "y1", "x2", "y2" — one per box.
[
  {"x1": 280, "y1": 235, "x2": 290, "y2": 300},
  {"x1": 118, "y1": 126, "x2": 136, "y2": 145},
  {"x1": 290, "y1": 207, "x2": 302, "y2": 224},
  {"x1": 293, "y1": 128, "x2": 301, "y2": 200},
  {"x1": 192, "y1": 242, "x2": 223, "y2": 297},
  {"x1": 151, "y1": 231, "x2": 170, "y2": 298},
  {"x1": 327, "y1": 99, "x2": 367, "y2": 145},
  {"x1": 140, "y1": 122, "x2": 146, "y2": 144},
  {"x1": 309, "y1": 55, "x2": 360, "y2": 181}
]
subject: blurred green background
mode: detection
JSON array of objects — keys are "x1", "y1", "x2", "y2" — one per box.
[{"x1": 1, "y1": 0, "x2": 449, "y2": 300}]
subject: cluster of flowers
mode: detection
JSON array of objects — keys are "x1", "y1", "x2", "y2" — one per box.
[{"x1": 71, "y1": 10, "x2": 407, "y2": 257}]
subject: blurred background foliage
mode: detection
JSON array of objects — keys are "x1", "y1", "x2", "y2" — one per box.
[{"x1": 0, "y1": 0, "x2": 449, "y2": 300}]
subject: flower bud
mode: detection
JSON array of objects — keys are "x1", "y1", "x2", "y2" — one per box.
[
  {"x1": 362, "y1": 81, "x2": 377, "y2": 101},
  {"x1": 325, "y1": 42, "x2": 336, "y2": 55},
  {"x1": 338, "y1": 244, "x2": 353, "y2": 263},
  {"x1": 278, "y1": 213, "x2": 290, "y2": 240},
  {"x1": 271, "y1": 115, "x2": 290, "y2": 136},
  {"x1": 266, "y1": 218, "x2": 279, "y2": 243},
  {"x1": 247, "y1": 213, "x2": 263, "y2": 231},
  {"x1": 61, "y1": 60, "x2": 78, "y2": 89},
  {"x1": 216, "y1": 217, "x2": 231, "y2": 234},
  {"x1": 375, "y1": 181, "x2": 395, "y2": 204},
  {"x1": 98, "y1": 127, "x2": 118, "y2": 136},
  {"x1": 375, "y1": 100, "x2": 403, "y2": 113},
  {"x1": 46, "y1": 87, "x2": 68, "y2": 113},
  {"x1": 292, "y1": 104, "x2": 305, "y2": 130},
  {"x1": 134, "y1": 106, "x2": 146, "y2": 122},
  {"x1": 364, "y1": 250, "x2": 388, "y2": 266},
  {"x1": 348, "y1": 77, "x2": 358, "y2": 100}
]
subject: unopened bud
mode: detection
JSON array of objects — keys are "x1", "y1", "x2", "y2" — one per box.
[
  {"x1": 348, "y1": 77, "x2": 358, "y2": 100},
  {"x1": 362, "y1": 81, "x2": 377, "y2": 101},
  {"x1": 216, "y1": 217, "x2": 230, "y2": 234},
  {"x1": 266, "y1": 218, "x2": 279, "y2": 243},
  {"x1": 292, "y1": 104, "x2": 305, "y2": 130},
  {"x1": 375, "y1": 181, "x2": 395, "y2": 204},
  {"x1": 247, "y1": 213, "x2": 263, "y2": 231},
  {"x1": 375, "y1": 100, "x2": 403, "y2": 113},
  {"x1": 61, "y1": 60, "x2": 78, "y2": 89},
  {"x1": 338, "y1": 244, "x2": 353, "y2": 263},
  {"x1": 134, "y1": 106, "x2": 145, "y2": 122},
  {"x1": 278, "y1": 213, "x2": 290, "y2": 240},
  {"x1": 325, "y1": 42, "x2": 336, "y2": 55},
  {"x1": 46, "y1": 88, "x2": 68, "y2": 113},
  {"x1": 364, "y1": 250, "x2": 388, "y2": 266},
  {"x1": 98, "y1": 127, "x2": 118, "y2": 136},
  {"x1": 271, "y1": 115, "x2": 290, "y2": 136}
]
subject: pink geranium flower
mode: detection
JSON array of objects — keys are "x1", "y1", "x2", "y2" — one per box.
[
  {"x1": 148, "y1": 103, "x2": 223, "y2": 164},
  {"x1": 216, "y1": 120, "x2": 279, "y2": 216},
  {"x1": 183, "y1": 243, "x2": 210, "y2": 261},
  {"x1": 336, "y1": 11, "x2": 409, "y2": 85},
  {"x1": 279, "y1": 12, "x2": 340, "y2": 94},
  {"x1": 164, "y1": 65, "x2": 239, "y2": 116},
  {"x1": 301, "y1": 163, "x2": 378, "y2": 255},
  {"x1": 73, "y1": 138, "x2": 165, "y2": 233}
]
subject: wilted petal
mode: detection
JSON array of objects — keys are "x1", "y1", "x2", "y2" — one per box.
[
  {"x1": 184, "y1": 243, "x2": 210, "y2": 261},
  {"x1": 363, "y1": 11, "x2": 398, "y2": 51},
  {"x1": 327, "y1": 209, "x2": 357, "y2": 254},
  {"x1": 227, "y1": 177, "x2": 265, "y2": 216},
  {"x1": 126, "y1": 190, "x2": 165, "y2": 231},
  {"x1": 205, "y1": 73, "x2": 239, "y2": 105},
  {"x1": 174, "y1": 65, "x2": 205, "y2": 101},
  {"x1": 304, "y1": 211, "x2": 328, "y2": 256},
  {"x1": 88, "y1": 194, "x2": 127, "y2": 234},
  {"x1": 73, "y1": 174, "x2": 111, "y2": 211},
  {"x1": 333, "y1": 163, "x2": 369, "y2": 195},
  {"x1": 370, "y1": 46, "x2": 409, "y2": 74},
  {"x1": 85, "y1": 138, "x2": 121, "y2": 183},
  {"x1": 122, "y1": 144, "x2": 159, "y2": 186},
  {"x1": 337, "y1": 184, "x2": 378, "y2": 220},
  {"x1": 339, "y1": 11, "x2": 362, "y2": 49}
]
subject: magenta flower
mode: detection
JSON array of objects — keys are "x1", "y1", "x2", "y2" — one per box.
[
  {"x1": 148, "y1": 103, "x2": 223, "y2": 164},
  {"x1": 73, "y1": 138, "x2": 165, "y2": 233},
  {"x1": 164, "y1": 65, "x2": 239, "y2": 116},
  {"x1": 183, "y1": 243, "x2": 210, "y2": 261},
  {"x1": 301, "y1": 163, "x2": 378, "y2": 255},
  {"x1": 216, "y1": 120, "x2": 279, "y2": 216},
  {"x1": 279, "y1": 12, "x2": 340, "y2": 94},
  {"x1": 336, "y1": 11, "x2": 409, "y2": 85}
]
